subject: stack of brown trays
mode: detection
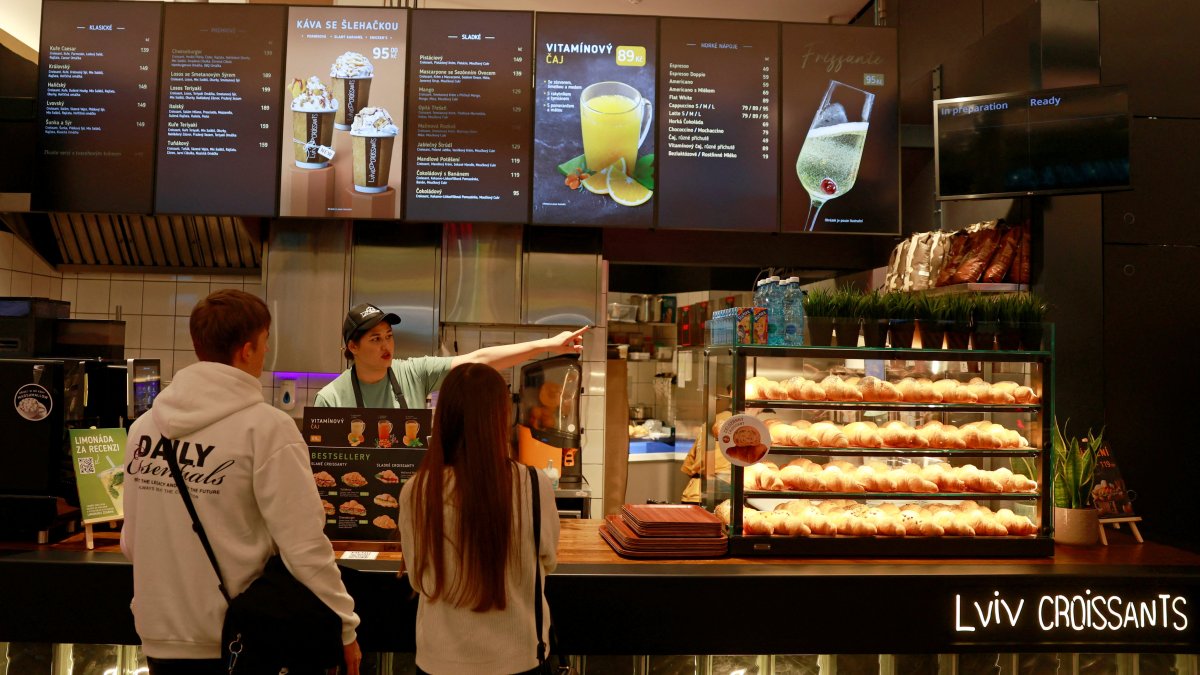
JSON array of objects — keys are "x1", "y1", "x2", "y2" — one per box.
[{"x1": 599, "y1": 504, "x2": 728, "y2": 559}]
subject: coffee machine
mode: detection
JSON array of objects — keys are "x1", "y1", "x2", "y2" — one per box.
[{"x1": 515, "y1": 355, "x2": 584, "y2": 489}]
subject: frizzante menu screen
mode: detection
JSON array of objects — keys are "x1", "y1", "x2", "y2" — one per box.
[
  {"x1": 404, "y1": 10, "x2": 533, "y2": 223},
  {"x1": 657, "y1": 18, "x2": 779, "y2": 231},
  {"x1": 154, "y1": 4, "x2": 286, "y2": 216},
  {"x1": 34, "y1": 0, "x2": 162, "y2": 214}
]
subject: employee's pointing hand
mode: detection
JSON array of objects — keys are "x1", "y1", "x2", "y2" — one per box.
[{"x1": 546, "y1": 326, "x2": 589, "y2": 355}]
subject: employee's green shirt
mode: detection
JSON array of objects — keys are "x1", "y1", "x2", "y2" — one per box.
[{"x1": 313, "y1": 356, "x2": 453, "y2": 409}]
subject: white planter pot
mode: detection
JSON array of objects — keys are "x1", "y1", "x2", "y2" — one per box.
[{"x1": 1053, "y1": 506, "x2": 1100, "y2": 546}]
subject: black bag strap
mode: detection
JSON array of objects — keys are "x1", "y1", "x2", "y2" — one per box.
[
  {"x1": 164, "y1": 441, "x2": 232, "y2": 604},
  {"x1": 351, "y1": 364, "x2": 406, "y2": 408},
  {"x1": 529, "y1": 465, "x2": 547, "y2": 666}
]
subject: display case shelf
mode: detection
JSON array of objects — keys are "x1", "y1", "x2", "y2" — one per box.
[
  {"x1": 763, "y1": 446, "x2": 1040, "y2": 457},
  {"x1": 704, "y1": 343, "x2": 1054, "y2": 558},
  {"x1": 736, "y1": 398, "x2": 1042, "y2": 413},
  {"x1": 729, "y1": 534, "x2": 1054, "y2": 557},
  {"x1": 744, "y1": 490, "x2": 1040, "y2": 500}
]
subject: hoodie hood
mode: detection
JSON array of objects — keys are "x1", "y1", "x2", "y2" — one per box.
[{"x1": 151, "y1": 361, "x2": 265, "y2": 438}]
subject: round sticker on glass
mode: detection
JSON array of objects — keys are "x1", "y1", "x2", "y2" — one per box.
[
  {"x1": 718, "y1": 414, "x2": 770, "y2": 467},
  {"x1": 14, "y1": 383, "x2": 52, "y2": 421}
]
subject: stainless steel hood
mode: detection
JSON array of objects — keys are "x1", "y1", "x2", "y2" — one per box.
[{"x1": 1, "y1": 211, "x2": 261, "y2": 272}]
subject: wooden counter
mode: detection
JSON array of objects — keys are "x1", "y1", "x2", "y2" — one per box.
[{"x1": 2, "y1": 521, "x2": 1198, "y2": 655}]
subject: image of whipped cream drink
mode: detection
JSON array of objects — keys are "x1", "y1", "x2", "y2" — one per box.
[
  {"x1": 350, "y1": 106, "x2": 399, "y2": 193},
  {"x1": 290, "y1": 76, "x2": 338, "y2": 167},
  {"x1": 330, "y1": 51, "x2": 374, "y2": 130}
]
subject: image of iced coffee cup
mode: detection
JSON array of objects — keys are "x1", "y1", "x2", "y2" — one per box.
[
  {"x1": 330, "y1": 51, "x2": 373, "y2": 130},
  {"x1": 289, "y1": 76, "x2": 338, "y2": 168},
  {"x1": 350, "y1": 106, "x2": 398, "y2": 193}
]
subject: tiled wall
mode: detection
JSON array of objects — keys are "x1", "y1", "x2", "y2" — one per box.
[{"x1": 3, "y1": 230, "x2": 615, "y2": 516}]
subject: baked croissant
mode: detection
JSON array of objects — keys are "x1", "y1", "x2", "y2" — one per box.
[
  {"x1": 820, "y1": 375, "x2": 864, "y2": 402},
  {"x1": 810, "y1": 421, "x2": 851, "y2": 448},
  {"x1": 784, "y1": 376, "x2": 826, "y2": 401},
  {"x1": 842, "y1": 421, "x2": 883, "y2": 448},
  {"x1": 856, "y1": 376, "x2": 902, "y2": 402}
]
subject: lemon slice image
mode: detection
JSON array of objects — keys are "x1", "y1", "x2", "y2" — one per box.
[
  {"x1": 606, "y1": 162, "x2": 652, "y2": 207},
  {"x1": 582, "y1": 158, "x2": 626, "y2": 195}
]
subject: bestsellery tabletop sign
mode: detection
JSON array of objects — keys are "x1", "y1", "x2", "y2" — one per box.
[{"x1": 303, "y1": 406, "x2": 430, "y2": 541}]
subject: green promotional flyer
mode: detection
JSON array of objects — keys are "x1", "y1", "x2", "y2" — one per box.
[{"x1": 69, "y1": 428, "x2": 127, "y2": 524}]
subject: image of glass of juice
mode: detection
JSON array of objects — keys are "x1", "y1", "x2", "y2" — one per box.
[
  {"x1": 579, "y1": 81, "x2": 652, "y2": 173},
  {"x1": 378, "y1": 417, "x2": 393, "y2": 440},
  {"x1": 405, "y1": 419, "x2": 420, "y2": 440}
]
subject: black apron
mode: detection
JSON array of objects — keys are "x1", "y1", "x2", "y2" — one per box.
[{"x1": 351, "y1": 364, "x2": 406, "y2": 408}]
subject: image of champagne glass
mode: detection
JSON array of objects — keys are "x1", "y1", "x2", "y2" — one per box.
[{"x1": 795, "y1": 81, "x2": 874, "y2": 232}]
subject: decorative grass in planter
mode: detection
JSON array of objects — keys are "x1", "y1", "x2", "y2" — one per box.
[
  {"x1": 995, "y1": 294, "x2": 1023, "y2": 350},
  {"x1": 913, "y1": 294, "x2": 946, "y2": 350},
  {"x1": 1013, "y1": 293, "x2": 1049, "y2": 350},
  {"x1": 972, "y1": 295, "x2": 1001, "y2": 350},
  {"x1": 830, "y1": 286, "x2": 861, "y2": 347},
  {"x1": 857, "y1": 290, "x2": 890, "y2": 348},
  {"x1": 883, "y1": 292, "x2": 917, "y2": 348},
  {"x1": 802, "y1": 287, "x2": 836, "y2": 346},
  {"x1": 942, "y1": 293, "x2": 975, "y2": 350}
]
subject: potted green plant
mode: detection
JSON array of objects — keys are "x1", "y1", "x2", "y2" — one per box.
[
  {"x1": 830, "y1": 286, "x2": 861, "y2": 347},
  {"x1": 972, "y1": 295, "x2": 1001, "y2": 350},
  {"x1": 1052, "y1": 419, "x2": 1104, "y2": 546},
  {"x1": 995, "y1": 294, "x2": 1022, "y2": 350},
  {"x1": 802, "y1": 287, "x2": 837, "y2": 346},
  {"x1": 857, "y1": 290, "x2": 890, "y2": 348},
  {"x1": 913, "y1": 294, "x2": 946, "y2": 350},
  {"x1": 942, "y1": 293, "x2": 975, "y2": 349},
  {"x1": 882, "y1": 292, "x2": 917, "y2": 348},
  {"x1": 1013, "y1": 293, "x2": 1049, "y2": 350}
]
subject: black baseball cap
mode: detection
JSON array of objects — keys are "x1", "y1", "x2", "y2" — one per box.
[{"x1": 342, "y1": 303, "x2": 401, "y2": 344}]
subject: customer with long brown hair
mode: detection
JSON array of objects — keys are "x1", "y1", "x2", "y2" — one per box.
[{"x1": 398, "y1": 363, "x2": 560, "y2": 675}]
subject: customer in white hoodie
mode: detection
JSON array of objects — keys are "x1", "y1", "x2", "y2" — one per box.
[{"x1": 121, "y1": 289, "x2": 361, "y2": 675}]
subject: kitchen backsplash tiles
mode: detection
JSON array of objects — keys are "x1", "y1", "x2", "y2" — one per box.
[
  {"x1": 141, "y1": 281, "x2": 176, "y2": 315},
  {"x1": 0, "y1": 231, "x2": 13, "y2": 269},
  {"x1": 110, "y1": 279, "x2": 144, "y2": 316},
  {"x1": 9, "y1": 272, "x2": 32, "y2": 296}
]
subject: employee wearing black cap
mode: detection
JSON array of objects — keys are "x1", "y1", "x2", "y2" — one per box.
[{"x1": 313, "y1": 302, "x2": 588, "y2": 409}]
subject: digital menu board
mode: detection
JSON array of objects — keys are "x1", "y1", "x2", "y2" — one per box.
[
  {"x1": 33, "y1": 0, "x2": 162, "y2": 214},
  {"x1": 657, "y1": 19, "x2": 779, "y2": 231},
  {"x1": 780, "y1": 25, "x2": 898, "y2": 234},
  {"x1": 532, "y1": 14, "x2": 656, "y2": 227},
  {"x1": 404, "y1": 10, "x2": 533, "y2": 223},
  {"x1": 154, "y1": 4, "x2": 286, "y2": 216},
  {"x1": 280, "y1": 7, "x2": 407, "y2": 219}
]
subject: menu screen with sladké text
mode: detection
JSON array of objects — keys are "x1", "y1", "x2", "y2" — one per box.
[{"x1": 404, "y1": 10, "x2": 533, "y2": 223}]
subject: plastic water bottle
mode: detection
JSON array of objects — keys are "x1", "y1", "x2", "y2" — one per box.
[
  {"x1": 543, "y1": 459, "x2": 560, "y2": 489},
  {"x1": 764, "y1": 276, "x2": 784, "y2": 345},
  {"x1": 782, "y1": 277, "x2": 804, "y2": 346},
  {"x1": 753, "y1": 278, "x2": 767, "y2": 308}
]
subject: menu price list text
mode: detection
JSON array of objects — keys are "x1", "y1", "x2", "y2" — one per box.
[
  {"x1": 154, "y1": 4, "x2": 286, "y2": 216},
  {"x1": 405, "y1": 10, "x2": 533, "y2": 223},
  {"x1": 33, "y1": 0, "x2": 162, "y2": 214},
  {"x1": 657, "y1": 18, "x2": 779, "y2": 231}
]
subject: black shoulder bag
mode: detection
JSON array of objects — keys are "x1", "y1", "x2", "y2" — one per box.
[
  {"x1": 164, "y1": 446, "x2": 344, "y2": 674},
  {"x1": 528, "y1": 466, "x2": 573, "y2": 675}
]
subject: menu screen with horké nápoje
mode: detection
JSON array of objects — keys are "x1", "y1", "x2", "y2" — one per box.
[{"x1": 656, "y1": 18, "x2": 779, "y2": 231}]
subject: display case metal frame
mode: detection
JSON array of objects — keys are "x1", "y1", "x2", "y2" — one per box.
[{"x1": 705, "y1": 344, "x2": 1055, "y2": 557}]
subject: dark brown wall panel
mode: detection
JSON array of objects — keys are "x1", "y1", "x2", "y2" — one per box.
[
  {"x1": 1103, "y1": 243, "x2": 1200, "y2": 549},
  {"x1": 1103, "y1": 118, "x2": 1200, "y2": 246},
  {"x1": 1100, "y1": 0, "x2": 1200, "y2": 118}
]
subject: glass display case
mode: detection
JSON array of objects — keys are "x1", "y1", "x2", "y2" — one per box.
[{"x1": 703, "y1": 343, "x2": 1054, "y2": 556}]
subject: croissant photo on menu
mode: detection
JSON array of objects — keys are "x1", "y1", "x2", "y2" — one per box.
[{"x1": 726, "y1": 426, "x2": 769, "y2": 465}]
